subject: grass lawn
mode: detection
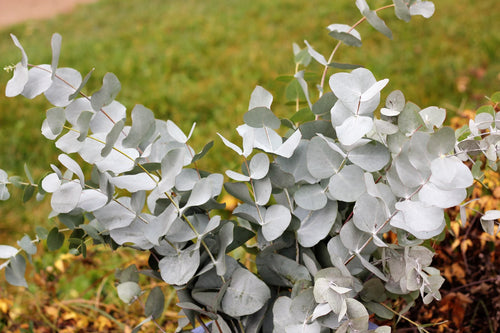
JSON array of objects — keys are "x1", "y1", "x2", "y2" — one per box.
[{"x1": 0, "y1": 0, "x2": 499, "y2": 331}]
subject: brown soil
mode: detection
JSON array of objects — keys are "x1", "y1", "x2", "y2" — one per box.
[{"x1": 0, "y1": 0, "x2": 98, "y2": 29}]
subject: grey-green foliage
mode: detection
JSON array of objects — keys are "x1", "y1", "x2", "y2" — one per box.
[{"x1": 1, "y1": 0, "x2": 498, "y2": 332}]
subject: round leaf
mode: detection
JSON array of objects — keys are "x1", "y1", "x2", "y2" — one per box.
[
  {"x1": 184, "y1": 178, "x2": 214, "y2": 209},
  {"x1": 429, "y1": 156, "x2": 473, "y2": 190},
  {"x1": 159, "y1": 244, "x2": 200, "y2": 285},
  {"x1": 262, "y1": 204, "x2": 291, "y2": 241},
  {"x1": 336, "y1": 115, "x2": 373, "y2": 146},
  {"x1": 221, "y1": 267, "x2": 271, "y2": 317},
  {"x1": 47, "y1": 227, "x2": 65, "y2": 251},
  {"x1": 348, "y1": 141, "x2": 389, "y2": 172},
  {"x1": 110, "y1": 173, "x2": 159, "y2": 192},
  {"x1": 249, "y1": 153, "x2": 270, "y2": 180},
  {"x1": 353, "y1": 194, "x2": 389, "y2": 233},
  {"x1": 257, "y1": 253, "x2": 311, "y2": 287},
  {"x1": 328, "y1": 165, "x2": 366, "y2": 202},
  {"x1": 427, "y1": 127, "x2": 455, "y2": 156},
  {"x1": 249, "y1": 85, "x2": 273, "y2": 109},
  {"x1": 22, "y1": 64, "x2": 52, "y2": 99},
  {"x1": 117, "y1": 281, "x2": 141, "y2": 304},
  {"x1": 392, "y1": 200, "x2": 445, "y2": 239},
  {"x1": 307, "y1": 136, "x2": 343, "y2": 179},
  {"x1": 254, "y1": 177, "x2": 272, "y2": 205},
  {"x1": 419, "y1": 183, "x2": 466, "y2": 208},
  {"x1": 420, "y1": 106, "x2": 446, "y2": 129},
  {"x1": 296, "y1": 200, "x2": 338, "y2": 247},
  {"x1": 46, "y1": 107, "x2": 65, "y2": 136},
  {"x1": 93, "y1": 197, "x2": 136, "y2": 230},
  {"x1": 51, "y1": 181, "x2": 82, "y2": 213},
  {"x1": 294, "y1": 184, "x2": 327, "y2": 210},
  {"x1": 77, "y1": 189, "x2": 108, "y2": 211},
  {"x1": 481, "y1": 210, "x2": 500, "y2": 221},
  {"x1": 0, "y1": 245, "x2": 18, "y2": 259},
  {"x1": 44, "y1": 67, "x2": 82, "y2": 107}
]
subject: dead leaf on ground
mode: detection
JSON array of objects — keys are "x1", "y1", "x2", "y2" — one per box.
[{"x1": 439, "y1": 292, "x2": 473, "y2": 328}]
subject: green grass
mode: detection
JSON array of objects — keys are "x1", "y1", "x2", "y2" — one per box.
[{"x1": 0, "y1": 0, "x2": 499, "y2": 329}]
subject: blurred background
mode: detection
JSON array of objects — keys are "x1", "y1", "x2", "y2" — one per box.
[{"x1": 0, "y1": 0, "x2": 499, "y2": 331}]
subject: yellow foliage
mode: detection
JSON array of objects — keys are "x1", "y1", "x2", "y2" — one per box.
[
  {"x1": 479, "y1": 227, "x2": 500, "y2": 249},
  {"x1": 0, "y1": 298, "x2": 12, "y2": 314},
  {"x1": 61, "y1": 309, "x2": 90, "y2": 329},
  {"x1": 59, "y1": 328, "x2": 75, "y2": 333},
  {"x1": 95, "y1": 315, "x2": 113, "y2": 331},
  {"x1": 450, "y1": 221, "x2": 461, "y2": 238},
  {"x1": 483, "y1": 170, "x2": 500, "y2": 189},
  {"x1": 460, "y1": 239, "x2": 473, "y2": 254},
  {"x1": 478, "y1": 195, "x2": 499, "y2": 212},
  {"x1": 220, "y1": 194, "x2": 240, "y2": 212},
  {"x1": 54, "y1": 259, "x2": 66, "y2": 273},
  {"x1": 75, "y1": 314, "x2": 90, "y2": 330},
  {"x1": 44, "y1": 305, "x2": 59, "y2": 321},
  {"x1": 61, "y1": 311, "x2": 78, "y2": 321},
  {"x1": 54, "y1": 253, "x2": 76, "y2": 273},
  {"x1": 450, "y1": 239, "x2": 461, "y2": 252}
]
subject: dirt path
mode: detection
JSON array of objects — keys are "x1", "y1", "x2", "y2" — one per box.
[{"x1": 0, "y1": 0, "x2": 98, "y2": 29}]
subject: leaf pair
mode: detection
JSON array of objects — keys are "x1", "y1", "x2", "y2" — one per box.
[{"x1": 330, "y1": 68, "x2": 389, "y2": 145}]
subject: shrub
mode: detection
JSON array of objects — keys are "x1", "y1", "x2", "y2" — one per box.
[{"x1": 1, "y1": 0, "x2": 499, "y2": 332}]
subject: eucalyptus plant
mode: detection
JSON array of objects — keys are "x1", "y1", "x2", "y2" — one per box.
[{"x1": 1, "y1": 0, "x2": 499, "y2": 332}]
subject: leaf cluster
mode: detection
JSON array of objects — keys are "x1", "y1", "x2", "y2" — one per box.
[{"x1": 1, "y1": 1, "x2": 499, "y2": 332}]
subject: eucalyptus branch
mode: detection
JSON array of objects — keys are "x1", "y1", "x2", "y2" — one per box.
[
  {"x1": 319, "y1": 4, "x2": 395, "y2": 95},
  {"x1": 29, "y1": 64, "x2": 119, "y2": 126}
]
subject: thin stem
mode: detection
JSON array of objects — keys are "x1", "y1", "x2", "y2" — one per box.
[
  {"x1": 243, "y1": 157, "x2": 265, "y2": 224},
  {"x1": 319, "y1": 40, "x2": 341, "y2": 96},
  {"x1": 238, "y1": 319, "x2": 246, "y2": 333},
  {"x1": 295, "y1": 238, "x2": 300, "y2": 263},
  {"x1": 2, "y1": 180, "x2": 37, "y2": 187},
  {"x1": 378, "y1": 302, "x2": 432, "y2": 333},
  {"x1": 214, "y1": 319, "x2": 224, "y2": 333},
  {"x1": 295, "y1": 62, "x2": 300, "y2": 113},
  {"x1": 283, "y1": 188, "x2": 294, "y2": 211},
  {"x1": 263, "y1": 127, "x2": 272, "y2": 151}
]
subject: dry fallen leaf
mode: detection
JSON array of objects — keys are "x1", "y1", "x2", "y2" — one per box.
[
  {"x1": 44, "y1": 305, "x2": 60, "y2": 321},
  {"x1": 439, "y1": 292, "x2": 473, "y2": 328},
  {"x1": 95, "y1": 314, "x2": 114, "y2": 331},
  {"x1": 0, "y1": 297, "x2": 12, "y2": 314}
]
